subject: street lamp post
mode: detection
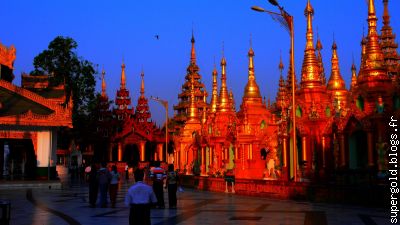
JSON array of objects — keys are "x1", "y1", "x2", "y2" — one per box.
[
  {"x1": 251, "y1": 1, "x2": 297, "y2": 181},
  {"x1": 150, "y1": 96, "x2": 169, "y2": 163}
]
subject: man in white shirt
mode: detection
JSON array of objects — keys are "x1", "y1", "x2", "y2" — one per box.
[{"x1": 125, "y1": 169, "x2": 157, "y2": 225}]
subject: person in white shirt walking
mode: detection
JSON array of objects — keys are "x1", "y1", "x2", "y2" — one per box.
[{"x1": 125, "y1": 169, "x2": 157, "y2": 225}]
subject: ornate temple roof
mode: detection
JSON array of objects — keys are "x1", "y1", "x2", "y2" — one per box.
[{"x1": 0, "y1": 79, "x2": 72, "y2": 128}]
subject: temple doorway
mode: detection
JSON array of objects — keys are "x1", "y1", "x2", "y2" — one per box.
[
  {"x1": 348, "y1": 130, "x2": 368, "y2": 169},
  {"x1": 123, "y1": 144, "x2": 140, "y2": 166},
  {"x1": 0, "y1": 138, "x2": 36, "y2": 180}
]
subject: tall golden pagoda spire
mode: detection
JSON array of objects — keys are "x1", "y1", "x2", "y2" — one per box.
[
  {"x1": 327, "y1": 40, "x2": 346, "y2": 91},
  {"x1": 358, "y1": 0, "x2": 388, "y2": 82},
  {"x1": 316, "y1": 30, "x2": 326, "y2": 85},
  {"x1": 300, "y1": 0, "x2": 321, "y2": 89},
  {"x1": 190, "y1": 30, "x2": 196, "y2": 65},
  {"x1": 210, "y1": 63, "x2": 219, "y2": 113},
  {"x1": 140, "y1": 69, "x2": 145, "y2": 97},
  {"x1": 101, "y1": 68, "x2": 107, "y2": 98},
  {"x1": 350, "y1": 60, "x2": 358, "y2": 91},
  {"x1": 218, "y1": 45, "x2": 231, "y2": 112},
  {"x1": 188, "y1": 73, "x2": 199, "y2": 122},
  {"x1": 276, "y1": 55, "x2": 288, "y2": 110},
  {"x1": 120, "y1": 61, "x2": 126, "y2": 90},
  {"x1": 243, "y1": 38, "x2": 262, "y2": 99},
  {"x1": 380, "y1": 0, "x2": 399, "y2": 78}
]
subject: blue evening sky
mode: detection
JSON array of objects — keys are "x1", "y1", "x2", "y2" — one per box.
[{"x1": 1, "y1": 0, "x2": 399, "y2": 126}]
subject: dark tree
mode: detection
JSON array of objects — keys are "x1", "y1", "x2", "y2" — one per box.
[{"x1": 31, "y1": 36, "x2": 98, "y2": 148}]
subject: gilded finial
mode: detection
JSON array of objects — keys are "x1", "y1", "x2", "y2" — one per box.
[
  {"x1": 327, "y1": 41, "x2": 345, "y2": 90},
  {"x1": 140, "y1": 69, "x2": 145, "y2": 96},
  {"x1": 243, "y1": 42, "x2": 261, "y2": 99},
  {"x1": 101, "y1": 67, "x2": 107, "y2": 97},
  {"x1": 279, "y1": 52, "x2": 284, "y2": 72},
  {"x1": 210, "y1": 62, "x2": 219, "y2": 113},
  {"x1": 120, "y1": 60, "x2": 126, "y2": 90},
  {"x1": 300, "y1": 0, "x2": 321, "y2": 89},
  {"x1": 190, "y1": 30, "x2": 196, "y2": 65},
  {"x1": 218, "y1": 51, "x2": 230, "y2": 112}
]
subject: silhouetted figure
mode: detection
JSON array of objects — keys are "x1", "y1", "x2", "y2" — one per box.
[
  {"x1": 88, "y1": 164, "x2": 98, "y2": 207},
  {"x1": 98, "y1": 162, "x2": 111, "y2": 207},
  {"x1": 109, "y1": 165, "x2": 120, "y2": 208},
  {"x1": 166, "y1": 164, "x2": 178, "y2": 208},
  {"x1": 125, "y1": 169, "x2": 157, "y2": 225},
  {"x1": 150, "y1": 161, "x2": 166, "y2": 208}
]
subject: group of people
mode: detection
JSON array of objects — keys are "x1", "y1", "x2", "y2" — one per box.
[
  {"x1": 87, "y1": 162, "x2": 120, "y2": 208},
  {"x1": 85, "y1": 161, "x2": 180, "y2": 225},
  {"x1": 125, "y1": 162, "x2": 179, "y2": 225}
]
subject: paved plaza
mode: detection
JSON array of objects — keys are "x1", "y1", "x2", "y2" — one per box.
[{"x1": 0, "y1": 175, "x2": 389, "y2": 225}]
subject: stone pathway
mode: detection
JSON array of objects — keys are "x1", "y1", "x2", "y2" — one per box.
[{"x1": 0, "y1": 177, "x2": 389, "y2": 225}]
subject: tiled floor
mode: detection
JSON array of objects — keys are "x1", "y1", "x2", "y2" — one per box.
[{"x1": 0, "y1": 177, "x2": 389, "y2": 225}]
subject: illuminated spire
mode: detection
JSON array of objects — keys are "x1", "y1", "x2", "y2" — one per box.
[
  {"x1": 350, "y1": 61, "x2": 358, "y2": 91},
  {"x1": 188, "y1": 73, "x2": 199, "y2": 122},
  {"x1": 276, "y1": 55, "x2": 288, "y2": 110},
  {"x1": 380, "y1": 0, "x2": 399, "y2": 78},
  {"x1": 327, "y1": 40, "x2": 346, "y2": 91},
  {"x1": 316, "y1": 30, "x2": 326, "y2": 85},
  {"x1": 210, "y1": 63, "x2": 219, "y2": 113},
  {"x1": 101, "y1": 68, "x2": 107, "y2": 98},
  {"x1": 218, "y1": 46, "x2": 230, "y2": 112},
  {"x1": 140, "y1": 69, "x2": 145, "y2": 97},
  {"x1": 120, "y1": 61, "x2": 126, "y2": 90},
  {"x1": 190, "y1": 30, "x2": 196, "y2": 65},
  {"x1": 300, "y1": 0, "x2": 321, "y2": 89},
  {"x1": 229, "y1": 90, "x2": 235, "y2": 111},
  {"x1": 243, "y1": 41, "x2": 262, "y2": 99},
  {"x1": 358, "y1": 0, "x2": 389, "y2": 82},
  {"x1": 202, "y1": 95, "x2": 207, "y2": 124}
]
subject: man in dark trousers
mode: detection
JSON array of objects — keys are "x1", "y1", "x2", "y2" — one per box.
[
  {"x1": 125, "y1": 169, "x2": 157, "y2": 225},
  {"x1": 150, "y1": 161, "x2": 166, "y2": 209}
]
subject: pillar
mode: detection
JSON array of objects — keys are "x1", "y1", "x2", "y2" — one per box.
[
  {"x1": 339, "y1": 134, "x2": 345, "y2": 167},
  {"x1": 302, "y1": 136, "x2": 307, "y2": 163},
  {"x1": 321, "y1": 136, "x2": 326, "y2": 168},
  {"x1": 249, "y1": 144, "x2": 253, "y2": 160},
  {"x1": 156, "y1": 143, "x2": 163, "y2": 161},
  {"x1": 118, "y1": 142, "x2": 122, "y2": 161},
  {"x1": 201, "y1": 146, "x2": 206, "y2": 176},
  {"x1": 139, "y1": 141, "x2": 145, "y2": 161},
  {"x1": 367, "y1": 131, "x2": 374, "y2": 167},
  {"x1": 282, "y1": 137, "x2": 287, "y2": 167},
  {"x1": 234, "y1": 145, "x2": 238, "y2": 160}
]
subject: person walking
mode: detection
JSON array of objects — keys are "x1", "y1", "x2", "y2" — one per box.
[
  {"x1": 150, "y1": 161, "x2": 166, "y2": 209},
  {"x1": 125, "y1": 163, "x2": 129, "y2": 181},
  {"x1": 109, "y1": 165, "x2": 120, "y2": 208},
  {"x1": 88, "y1": 163, "x2": 98, "y2": 208},
  {"x1": 98, "y1": 162, "x2": 111, "y2": 208},
  {"x1": 166, "y1": 164, "x2": 178, "y2": 209},
  {"x1": 125, "y1": 169, "x2": 157, "y2": 225}
]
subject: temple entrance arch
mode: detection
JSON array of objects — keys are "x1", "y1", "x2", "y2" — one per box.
[
  {"x1": 348, "y1": 130, "x2": 368, "y2": 169},
  {"x1": 123, "y1": 144, "x2": 140, "y2": 166},
  {"x1": 145, "y1": 142, "x2": 156, "y2": 162}
]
